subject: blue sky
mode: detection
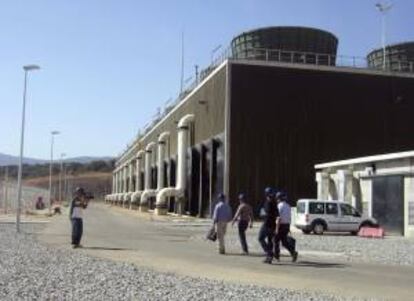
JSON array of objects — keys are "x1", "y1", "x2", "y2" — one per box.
[{"x1": 0, "y1": 0, "x2": 413, "y2": 159}]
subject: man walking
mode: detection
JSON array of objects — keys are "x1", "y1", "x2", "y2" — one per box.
[
  {"x1": 232, "y1": 193, "x2": 253, "y2": 255},
  {"x1": 212, "y1": 193, "x2": 232, "y2": 255},
  {"x1": 69, "y1": 187, "x2": 88, "y2": 248},
  {"x1": 258, "y1": 187, "x2": 279, "y2": 264},
  {"x1": 274, "y1": 191, "x2": 298, "y2": 262}
]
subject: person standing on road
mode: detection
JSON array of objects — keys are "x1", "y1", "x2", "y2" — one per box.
[
  {"x1": 258, "y1": 187, "x2": 279, "y2": 264},
  {"x1": 69, "y1": 187, "x2": 88, "y2": 248},
  {"x1": 212, "y1": 193, "x2": 233, "y2": 255},
  {"x1": 274, "y1": 191, "x2": 298, "y2": 262},
  {"x1": 231, "y1": 193, "x2": 253, "y2": 255}
]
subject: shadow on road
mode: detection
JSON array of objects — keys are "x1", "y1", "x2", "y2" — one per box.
[
  {"x1": 82, "y1": 246, "x2": 131, "y2": 251},
  {"x1": 225, "y1": 252, "x2": 265, "y2": 257},
  {"x1": 284, "y1": 260, "x2": 348, "y2": 269}
]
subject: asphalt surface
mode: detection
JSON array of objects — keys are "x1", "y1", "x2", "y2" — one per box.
[{"x1": 38, "y1": 203, "x2": 414, "y2": 301}]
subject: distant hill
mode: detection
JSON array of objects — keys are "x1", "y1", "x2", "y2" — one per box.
[
  {"x1": 0, "y1": 152, "x2": 114, "y2": 166},
  {"x1": 0, "y1": 153, "x2": 46, "y2": 166}
]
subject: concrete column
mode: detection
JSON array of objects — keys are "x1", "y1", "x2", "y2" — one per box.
[
  {"x1": 135, "y1": 155, "x2": 142, "y2": 191},
  {"x1": 112, "y1": 173, "x2": 116, "y2": 194},
  {"x1": 328, "y1": 174, "x2": 338, "y2": 200},
  {"x1": 123, "y1": 165, "x2": 128, "y2": 193},
  {"x1": 129, "y1": 162, "x2": 134, "y2": 193},
  {"x1": 336, "y1": 169, "x2": 353, "y2": 203},
  {"x1": 116, "y1": 170, "x2": 120, "y2": 193},
  {"x1": 316, "y1": 172, "x2": 330, "y2": 200},
  {"x1": 113, "y1": 170, "x2": 118, "y2": 204}
]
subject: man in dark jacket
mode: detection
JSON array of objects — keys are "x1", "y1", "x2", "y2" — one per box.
[
  {"x1": 258, "y1": 187, "x2": 279, "y2": 264},
  {"x1": 69, "y1": 187, "x2": 88, "y2": 248}
]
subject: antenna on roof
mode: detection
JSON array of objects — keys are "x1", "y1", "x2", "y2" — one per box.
[{"x1": 180, "y1": 30, "x2": 185, "y2": 94}]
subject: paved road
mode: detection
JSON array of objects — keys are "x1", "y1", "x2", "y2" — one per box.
[{"x1": 38, "y1": 203, "x2": 414, "y2": 300}]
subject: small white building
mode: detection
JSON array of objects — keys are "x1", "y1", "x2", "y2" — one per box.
[{"x1": 315, "y1": 151, "x2": 414, "y2": 237}]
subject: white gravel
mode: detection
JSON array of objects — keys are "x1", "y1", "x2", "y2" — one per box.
[
  {"x1": 0, "y1": 224, "x2": 371, "y2": 301},
  {"x1": 181, "y1": 221, "x2": 414, "y2": 266}
]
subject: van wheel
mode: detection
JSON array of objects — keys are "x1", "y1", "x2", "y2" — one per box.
[
  {"x1": 302, "y1": 229, "x2": 311, "y2": 234},
  {"x1": 313, "y1": 222, "x2": 325, "y2": 235}
]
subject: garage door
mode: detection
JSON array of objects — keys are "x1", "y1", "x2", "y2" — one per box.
[{"x1": 372, "y1": 175, "x2": 404, "y2": 235}]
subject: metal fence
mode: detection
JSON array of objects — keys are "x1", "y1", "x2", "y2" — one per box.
[{"x1": 0, "y1": 181, "x2": 49, "y2": 214}]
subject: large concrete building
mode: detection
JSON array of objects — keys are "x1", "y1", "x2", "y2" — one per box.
[{"x1": 106, "y1": 27, "x2": 414, "y2": 220}]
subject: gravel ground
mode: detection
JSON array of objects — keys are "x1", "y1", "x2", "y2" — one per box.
[
  {"x1": 0, "y1": 224, "x2": 371, "y2": 301},
  {"x1": 184, "y1": 221, "x2": 414, "y2": 266}
]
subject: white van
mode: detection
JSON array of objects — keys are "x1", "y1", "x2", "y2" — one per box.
[{"x1": 295, "y1": 199, "x2": 378, "y2": 235}]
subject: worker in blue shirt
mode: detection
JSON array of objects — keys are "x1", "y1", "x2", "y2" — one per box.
[{"x1": 212, "y1": 193, "x2": 232, "y2": 254}]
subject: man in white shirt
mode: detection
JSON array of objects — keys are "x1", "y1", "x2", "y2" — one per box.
[
  {"x1": 274, "y1": 191, "x2": 298, "y2": 262},
  {"x1": 70, "y1": 187, "x2": 88, "y2": 248}
]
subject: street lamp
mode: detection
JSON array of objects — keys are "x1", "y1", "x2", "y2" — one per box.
[
  {"x1": 48, "y1": 130, "x2": 60, "y2": 209},
  {"x1": 375, "y1": 2, "x2": 393, "y2": 70},
  {"x1": 16, "y1": 64, "x2": 40, "y2": 233},
  {"x1": 59, "y1": 153, "x2": 66, "y2": 203}
]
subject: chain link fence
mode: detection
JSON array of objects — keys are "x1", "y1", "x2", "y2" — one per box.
[{"x1": 0, "y1": 181, "x2": 49, "y2": 214}]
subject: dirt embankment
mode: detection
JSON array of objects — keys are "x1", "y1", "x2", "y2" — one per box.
[{"x1": 24, "y1": 172, "x2": 112, "y2": 200}]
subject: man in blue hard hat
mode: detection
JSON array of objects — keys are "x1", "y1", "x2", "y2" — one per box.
[{"x1": 258, "y1": 187, "x2": 279, "y2": 264}]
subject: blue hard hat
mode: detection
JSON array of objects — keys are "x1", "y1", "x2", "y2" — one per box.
[
  {"x1": 276, "y1": 190, "x2": 287, "y2": 201},
  {"x1": 264, "y1": 187, "x2": 274, "y2": 196},
  {"x1": 217, "y1": 193, "x2": 225, "y2": 200}
]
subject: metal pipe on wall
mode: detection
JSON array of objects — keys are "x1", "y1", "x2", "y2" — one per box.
[
  {"x1": 140, "y1": 132, "x2": 170, "y2": 212},
  {"x1": 123, "y1": 162, "x2": 134, "y2": 208},
  {"x1": 131, "y1": 150, "x2": 145, "y2": 208},
  {"x1": 155, "y1": 114, "x2": 194, "y2": 215},
  {"x1": 139, "y1": 142, "x2": 156, "y2": 212}
]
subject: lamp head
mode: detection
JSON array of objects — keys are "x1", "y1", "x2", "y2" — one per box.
[{"x1": 23, "y1": 65, "x2": 40, "y2": 71}]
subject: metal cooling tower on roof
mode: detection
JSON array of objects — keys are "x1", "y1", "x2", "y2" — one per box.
[
  {"x1": 367, "y1": 42, "x2": 414, "y2": 72},
  {"x1": 231, "y1": 26, "x2": 339, "y2": 66}
]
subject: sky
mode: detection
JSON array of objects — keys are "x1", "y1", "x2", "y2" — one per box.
[{"x1": 0, "y1": 0, "x2": 413, "y2": 160}]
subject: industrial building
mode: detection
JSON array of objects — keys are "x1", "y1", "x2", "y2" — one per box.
[
  {"x1": 106, "y1": 26, "x2": 414, "y2": 222},
  {"x1": 315, "y1": 151, "x2": 414, "y2": 237}
]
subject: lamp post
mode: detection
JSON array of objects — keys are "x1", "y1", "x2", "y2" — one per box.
[
  {"x1": 16, "y1": 64, "x2": 40, "y2": 233},
  {"x1": 375, "y1": 2, "x2": 393, "y2": 70},
  {"x1": 48, "y1": 131, "x2": 60, "y2": 209},
  {"x1": 59, "y1": 153, "x2": 66, "y2": 203}
]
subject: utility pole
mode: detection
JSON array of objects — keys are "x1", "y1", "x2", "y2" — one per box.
[
  {"x1": 16, "y1": 64, "x2": 40, "y2": 233},
  {"x1": 48, "y1": 131, "x2": 60, "y2": 209},
  {"x1": 3, "y1": 166, "x2": 8, "y2": 214}
]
